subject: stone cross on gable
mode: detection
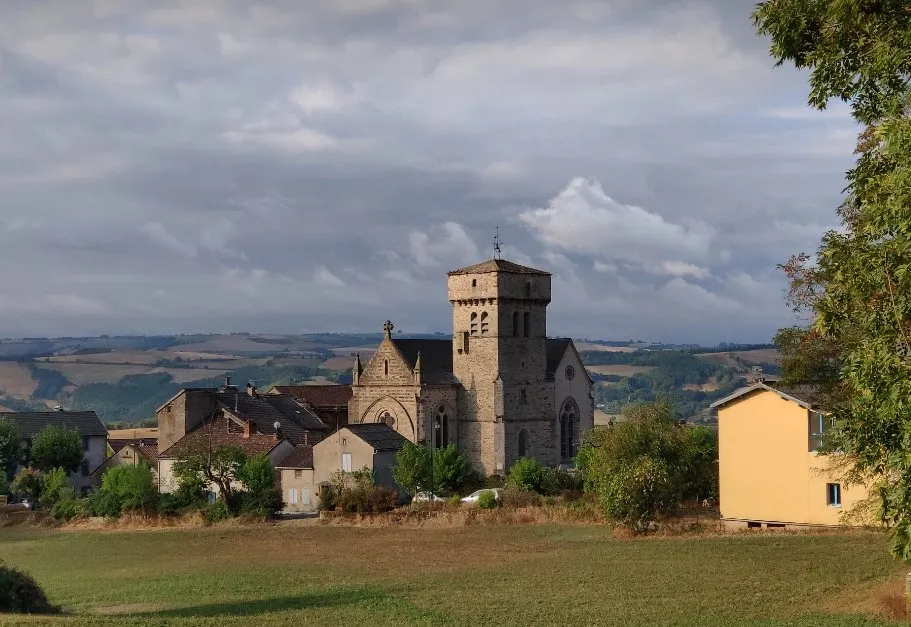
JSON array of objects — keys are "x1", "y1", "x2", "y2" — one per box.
[{"x1": 383, "y1": 320, "x2": 394, "y2": 338}]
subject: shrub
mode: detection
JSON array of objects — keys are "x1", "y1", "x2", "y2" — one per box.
[
  {"x1": 448, "y1": 494, "x2": 462, "y2": 506},
  {"x1": 0, "y1": 472, "x2": 9, "y2": 496},
  {"x1": 392, "y1": 442, "x2": 431, "y2": 496},
  {"x1": 432, "y1": 445, "x2": 472, "y2": 496},
  {"x1": 336, "y1": 485, "x2": 398, "y2": 514},
  {"x1": 202, "y1": 499, "x2": 230, "y2": 524},
  {"x1": 51, "y1": 497, "x2": 83, "y2": 521},
  {"x1": 94, "y1": 464, "x2": 158, "y2": 516},
  {"x1": 0, "y1": 563, "x2": 59, "y2": 614},
  {"x1": 507, "y1": 457, "x2": 544, "y2": 493},
  {"x1": 477, "y1": 490, "x2": 498, "y2": 510},
  {"x1": 502, "y1": 489, "x2": 543, "y2": 508},
  {"x1": 10, "y1": 468, "x2": 43, "y2": 501},
  {"x1": 238, "y1": 455, "x2": 282, "y2": 517},
  {"x1": 540, "y1": 467, "x2": 583, "y2": 496},
  {"x1": 39, "y1": 468, "x2": 70, "y2": 510},
  {"x1": 318, "y1": 484, "x2": 338, "y2": 511}
]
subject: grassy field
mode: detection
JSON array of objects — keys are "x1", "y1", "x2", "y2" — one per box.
[{"x1": 0, "y1": 524, "x2": 905, "y2": 626}]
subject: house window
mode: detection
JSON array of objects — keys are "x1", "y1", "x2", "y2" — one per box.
[
  {"x1": 523, "y1": 312, "x2": 530, "y2": 337},
  {"x1": 518, "y1": 429, "x2": 529, "y2": 458},
  {"x1": 480, "y1": 312, "x2": 489, "y2": 335},
  {"x1": 560, "y1": 398, "x2": 580, "y2": 462},
  {"x1": 512, "y1": 311, "x2": 519, "y2": 336},
  {"x1": 294, "y1": 469, "x2": 302, "y2": 479},
  {"x1": 342, "y1": 453, "x2": 352, "y2": 472},
  {"x1": 435, "y1": 406, "x2": 449, "y2": 449},
  {"x1": 809, "y1": 411, "x2": 833, "y2": 451},
  {"x1": 302, "y1": 488, "x2": 311, "y2": 505},
  {"x1": 289, "y1": 488, "x2": 299, "y2": 504},
  {"x1": 827, "y1": 483, "x2": 841, "y2": 507},
  {"x1": 470, "y1": 312, "x2": 478, "y2": 336}
]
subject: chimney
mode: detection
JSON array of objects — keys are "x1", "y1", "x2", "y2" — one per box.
[
  {"x1": 246, "y1": 382, "x2": 256, "y2": 397},
  {"x1": 243, "y1": 420, "x2": 256, "y2": 439}
]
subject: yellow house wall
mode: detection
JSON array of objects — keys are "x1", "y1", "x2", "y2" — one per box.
[
  {"x1": 718, "y1": 389, "x2": 870, "y2": 526},
  {"x1": 278, "y1": 468, "x2": 316, "y2": 512}
]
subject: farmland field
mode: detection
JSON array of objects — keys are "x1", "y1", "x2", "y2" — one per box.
[
  {"x1": 586, "y1": 364, "x2": 656, "y2": 376},
  {"x1": 0, "y1": 361, "x2": 37, "y2": 398},
  {"x1": 0, "y1": 524, "x2": 905, "y2": 626}
]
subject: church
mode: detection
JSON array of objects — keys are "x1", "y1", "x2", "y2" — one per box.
[{"x1": 349, "y1": 257, "x2": 594, "y2": 475}]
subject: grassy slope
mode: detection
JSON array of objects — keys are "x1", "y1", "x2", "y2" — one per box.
[{"x1": 0, "y1": 525, "x2": 904, "y2": 626}]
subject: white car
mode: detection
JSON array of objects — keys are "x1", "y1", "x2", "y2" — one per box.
[
  {"x1": 412, "y1": 491, "x2": 445, "y2": 503},
  {"x1": 460, "y1": 488, "x2": 503, "y2": 503}
]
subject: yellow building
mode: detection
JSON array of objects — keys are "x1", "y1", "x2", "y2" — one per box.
[{"x1": 711, "y1": 383, "x2": 873, "y2": 529}]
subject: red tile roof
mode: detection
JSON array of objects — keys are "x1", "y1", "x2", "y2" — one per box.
[
  {"x1": 276, "y1": 445, "x2": 314, "y2": 469},
  {"x1": 269, "y1": 385, "x2": 352, "y2": 407},
  {"x1": 158, "y1": 415, "x2": 282, "y2": 459}
]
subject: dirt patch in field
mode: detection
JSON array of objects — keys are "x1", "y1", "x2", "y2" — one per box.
[
  {"x1": 576, "y1": 343, "x2": 636, "y2": 353},
  {"x1": 682, "y1": 382, "x2": 721, "y2": 392},
  {"x1": 586, "y1": 365, "x2": 655, "y2": 376},
  {"x1": 0, "y1": 361, "x2": 37, "y2": 397},
  {"x1": 321, "y1": 356, "x2": 357, "y2": 371}
]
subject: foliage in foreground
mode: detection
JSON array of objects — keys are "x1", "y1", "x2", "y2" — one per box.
[
  {"x1": 576, "y1": 401, "x2": 718, "y2": 530},
  {"x1": 392, "y1": 442, "x2": 476, "y2": 497},
  {"x1": 753, "y1": 0, "x2": 911, "y2": 562},
  {"x1": 30, "y1": 424, "x2": 84, "y2": 474},
  {"x1": 0, "y1": 563, "x2": 59, "y2": 615}
]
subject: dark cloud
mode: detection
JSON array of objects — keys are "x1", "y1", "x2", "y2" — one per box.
[{"x1": 0, "y1": 0, "x2": 858, "y2": 343}]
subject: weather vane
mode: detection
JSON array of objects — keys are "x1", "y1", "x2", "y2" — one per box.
[{"x1": 493, "y1": 225, "x2": 502, "y2": 260}]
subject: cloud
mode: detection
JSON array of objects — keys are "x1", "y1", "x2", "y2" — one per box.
[
  {"x1": 518, "y1": 177, "x2": 716, "y2": 274},
  {"x1": 0, "y1": 0, "x2": 855, "y2": 343}
]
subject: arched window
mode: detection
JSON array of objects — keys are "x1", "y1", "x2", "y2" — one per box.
[
  {"x1": 470, "y1": 312, "x2": 478, "y2": 336},
  {"x1": 435, "y1": 406, "x2": 449, "y2": 449},
  {"x1": 384, "y1": 359, "x2": 389, "y2": 377},
  {"x1": 480, "y1": 311, "x2": 489, "y2": 335},
  {"x1": 523, "y1": 312, "x2": 530, "y2": 337},
  {"x1": 512, "y1": 311, "x2": 519, "y2": 336},
  {"x1": 559, "y1": 399, "x2": 580, "y2": 462},
  {"x1": 380, "y1": 411, "x2": 395, "y2": 429},
  {"x1": 518, "y1": 428, "x2": 529, "y2": 458}
]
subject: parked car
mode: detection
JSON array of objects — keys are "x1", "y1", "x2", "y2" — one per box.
[
  {"x1": 460, "y1": 488, "x2": 503, "y2": 504},
  {"x1": 412, "y1": 491, "x2": 445, "y2": 503}
]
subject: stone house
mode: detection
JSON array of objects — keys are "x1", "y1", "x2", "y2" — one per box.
[
  {"x1": 275, "y1": 445, "x2": 316, "y2": 513},
  {"x1": 312, "y1": 424, "x2": 409, "y2": 502},
  {"x1": 92, "y1": 438, "x2": 159, "y2": 486},
  {"x1": 0, "y1": 409, "x2": 107, "y2": 493},
  {"x1": 155, "y1": 379, "x2": 328, "y2": 494},
  {"x1": 348, "y1": 257, "x2": 594, "y2": 475}
]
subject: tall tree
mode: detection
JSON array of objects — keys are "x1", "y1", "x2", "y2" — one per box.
[
  {"x1": 753, "y1": 1, "x2": 911, "y2": 560},
  {"x1": 30, "y1": 425, "x2": 83, "y2": 474},
  {"x1": 0, "y1": 418, "x2": 21, "y2": 481},
  {"x1": 172, "y1": 444, "x2": 247, "y2": 513},
  {"x1": 392, "y1": 442, "x2": 431, "y2": 496}
]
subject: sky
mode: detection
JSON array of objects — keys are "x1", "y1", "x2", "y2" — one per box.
[{"x1": 0, "y1": 0, "x2": 859, "y2": 345}]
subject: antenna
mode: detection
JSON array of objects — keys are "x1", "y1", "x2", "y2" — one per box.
[{"x1": 492, "y1": 225, "x2": 502, "y2": 260}]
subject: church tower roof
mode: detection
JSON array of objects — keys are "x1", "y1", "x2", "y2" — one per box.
[{"x1": 448, "y1": 259, "x2": 550, "y2": 276}]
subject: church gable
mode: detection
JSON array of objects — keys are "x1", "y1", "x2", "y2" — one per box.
[{"x1": 359, "y1": 339, "x2": 414, "y2": 386}]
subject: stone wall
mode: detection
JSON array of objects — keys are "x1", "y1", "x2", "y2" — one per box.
[{"x1": 157, "y1": 389, "x2": 216, "y2": 455}]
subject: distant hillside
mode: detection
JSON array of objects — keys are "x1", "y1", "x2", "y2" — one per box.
[{"x1": 0, "y1": 334, "x2": 778, "y2": 426}]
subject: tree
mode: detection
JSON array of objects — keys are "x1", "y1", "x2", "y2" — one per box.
[
  {"x1": 172, "y1": 445, "x2": 247, "y2": 513},
  {"x1": 0, "y1": 419, "x2": 20, "y2": 482},
  {"x1": 392, "y1": 441, "x2": 431, "y2": 496},
  {"x1": 30, "y1": 425, "x2": 83, "y2": 474},
  {"x1": 576, "y1": 401, "x2": 703, "y2": 530},
  {"x1": 38, "y1": 468, "x2": 71, "y2": 510},
  {"x1": 92, "y1": 465, "x2": 158, "y2": 516},
  {"x1": 753, "y1": 1, "x2": 911, "y2": 561},
  {"x1": 432, "y1": 445, "x2": 471, "y2": 495},
  {"x1": 238, "y1": 454, "x2": 282, "y2": 516},
  {"x1": 10, "y1": 468, "x2": 43, "y2": 501}
]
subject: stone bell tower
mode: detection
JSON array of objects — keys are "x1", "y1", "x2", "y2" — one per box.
[{"x1": 447, "y1": 248, "x2": 553, "y2": 475}]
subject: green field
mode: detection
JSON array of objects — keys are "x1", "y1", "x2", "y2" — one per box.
[{"x1": 0, "y1": 524, "x2": 906, "y2": 626}]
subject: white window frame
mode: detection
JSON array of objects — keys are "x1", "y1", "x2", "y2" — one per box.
[
  {"x1": 342, "y1": 453, "x2": 352, "y2": 472},
  {"x1": 289, "y1": 488, "x2": 299, "y2": 505},
  {"x1": 302, "y1": 488, "x2": 311, "y2": 505},
  {"x1": 826, "y1": 482, "x2": 841, "y2": 508}
]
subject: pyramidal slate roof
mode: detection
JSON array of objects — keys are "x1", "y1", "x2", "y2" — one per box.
[
  {"x1": 0, "y1": 411, "x2": 107, "y2": 438},
  {"x1": 448, "y1": 259, "x2": 550, "y2": 276}
]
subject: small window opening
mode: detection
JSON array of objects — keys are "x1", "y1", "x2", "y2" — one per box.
[{"x1": 827, "y1": 483, "x2": 841, "y2": 507}]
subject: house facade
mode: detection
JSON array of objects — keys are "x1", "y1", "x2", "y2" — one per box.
[
  {"x1": 349, "y1": 258, "x2": 594, "y2": 476},
  {"x1": 712, "y1": 383, "x2": 874, "y2": 529},
  {"x1": 0, "y1": 410, "x2": 108, "y2": 493},
  {"x1": 312, "y1": 424, "x2": 409, "y2": 501}
]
